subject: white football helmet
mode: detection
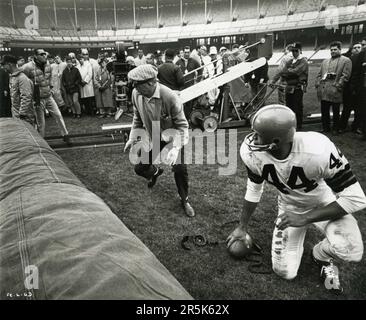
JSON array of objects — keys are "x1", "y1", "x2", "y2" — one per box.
[{"x1": 246, "y1": 105, "x2": 297, "y2": 152}]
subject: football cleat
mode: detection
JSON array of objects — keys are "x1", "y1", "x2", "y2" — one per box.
[
  {"x1": 320, "y1": 260, "x2": 343, "y2": 294},
  {"x1": 245, "y1": 104, "x2": 297, "y2": 152},
  {"x1": 313, "y1": 253, "x2": 343, "y2": 294}
]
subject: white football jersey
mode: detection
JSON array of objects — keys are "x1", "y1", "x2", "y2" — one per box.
[{"x1": 240, "y1": 132, "x2": 366, "y2": 214}]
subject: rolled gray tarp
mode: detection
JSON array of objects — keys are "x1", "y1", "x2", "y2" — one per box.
[{"x1": 0, "y1": 118, "x2": 192, "y2": 300}]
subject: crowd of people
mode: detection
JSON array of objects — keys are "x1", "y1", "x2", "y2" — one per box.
[
  {"x1": 271, "y1": 39, "x2": 366, "y2": 140},
  {"x1": 0, "y1": 45, "x2": 225, "y2": 133},
  {"x1": 0, "y1": 38, "x2": 365, "y2": 143}
]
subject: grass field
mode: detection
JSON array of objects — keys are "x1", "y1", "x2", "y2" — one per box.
[{"x1": 45, "y1": 65, "x2": 366, "y2": 299}]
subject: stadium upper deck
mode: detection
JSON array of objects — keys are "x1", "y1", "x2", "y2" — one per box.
[{"x1": 0, "y1": 0, "x2": 364, "y2": 51}]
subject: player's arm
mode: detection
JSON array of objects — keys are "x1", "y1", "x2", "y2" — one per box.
[
  {"x1": 276, "y1": 142, "x2": 366, "y2": 230},
  {"x1": 227, "y1": 164, "x2": 265, "y2": 247},
  {"x1": 322, "y1": 144, "x2": 366, "y2": 215},
  {"x1": 238, "y1": 199, "x2": 259, "y2": 231},
  {"x1": 240, "y1": 166, "x2": 265, "y2": 227}
]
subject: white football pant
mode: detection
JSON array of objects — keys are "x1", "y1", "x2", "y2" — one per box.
[{"x1": 271, "y1": 208, "x2": 363, "y2": 280}]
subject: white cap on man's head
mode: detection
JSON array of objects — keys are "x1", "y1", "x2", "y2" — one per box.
[
  {"x1": 81, "y1": 49, "x2": 89, "y2": 55},
  {"x1": 209, "y1": 46, "x2": 217, "y2": 55}
]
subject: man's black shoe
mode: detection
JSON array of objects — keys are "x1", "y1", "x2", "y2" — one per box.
[
  {"x1": 181, "y1": 201, "x2": 195, "y2": 217},
  {"x1": 147, "y1": 168, "x2": 164, "y2": 188}
]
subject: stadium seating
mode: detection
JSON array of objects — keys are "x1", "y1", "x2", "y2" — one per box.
[
  {"x1": 75, "y1": 0, "x2": 95, "y2": 30},
  {"x1": 326, "y1": 0, "x2": 358, "y2": 8},
  {"x1": 260, "y1": 0, "x2": 287, "y2": 17},
  {"x1": 116, "y1": 1, "x2": 135, "y2": 29},
  {"x1": 159, "y1": 0, "x2": 181, "y2": 26},
  {"x1": 210, "y1": 0, "x2": 231, "y2": 22},
  {"x1": 34, "y1": 0, "x2": 56, "y2": 29},
  {"x1": 0, "y1": 0, "x2": 363, "y2": 46},
  {"x1": 232, "y1": 0, "x2": 255, "y2": 19},
  {"x1": 55, "y1": 7, "x2": 76, "y2": 30},
  {"x1": 295, "y1": 0, "x2": 321, "y2": 13},
  {"x1": 12, "y1": 0, "x2": 30, "y2": 29},
  {"x1": 96, "y1": 0, "x2": 115, "y2": 30},
  {"x1": 0, "y1": 1, "x2": 13, "y2": 27},
  {"x1": 135, "y1": 0, "x2": 158, "y2": 28},
  {"x1": 183, "y1": 0, "x2": 206, "y2": 25}
]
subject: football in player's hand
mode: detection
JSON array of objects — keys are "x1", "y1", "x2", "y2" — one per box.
[{"x1": 228, "y1": 234, "x2": 254, "y2": 259}]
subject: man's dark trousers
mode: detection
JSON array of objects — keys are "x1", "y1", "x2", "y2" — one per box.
[
  {"x1": 358, "y1": 89, "x2": 366, "y2": 139},
  {"x1": 134, "y1": 141, "x2": 188, "y2": 201},
  {"x1": 286, "y1": 87, "x2": 304, "y2": 130},
  {"x1": 321, "y1": 100, "x2": 341, "y2": 132},
  {"x1": 339, "y1": 85, "x2": 358, "y2": 131}
]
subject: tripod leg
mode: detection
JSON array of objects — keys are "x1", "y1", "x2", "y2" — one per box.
[{"x1": 229, "y1": 94, "x2": 242, "y2": 121}]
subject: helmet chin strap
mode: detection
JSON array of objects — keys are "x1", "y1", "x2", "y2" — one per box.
[{"x1": 245, "y1": 132, "x2": 278, "y2": 152}]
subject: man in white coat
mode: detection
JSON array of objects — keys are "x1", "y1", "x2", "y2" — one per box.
[
  {"x1": 78, "y1": 55, "x2": 95, "y2": 115},
  {"x1": 81, "y1": 49, "x2": 99, "y2": 115}
]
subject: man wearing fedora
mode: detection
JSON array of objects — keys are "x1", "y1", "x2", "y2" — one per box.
[{"x1": 124, "y1": 64, "x2": 195, "y2": 217}]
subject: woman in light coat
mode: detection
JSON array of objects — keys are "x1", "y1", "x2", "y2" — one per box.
[
  {"x1": 78, "y1": 55, "x2": 95, "y2": 115},
  {"x1": 94, "y1": 58, "x2": 113, "y2": 117}
]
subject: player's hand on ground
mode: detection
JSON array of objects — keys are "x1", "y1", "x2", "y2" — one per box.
[
  {"x1": 166, "y1": 147, "x2": 179, "y2": 166},
  {"x1": 275, "y1": 212, "x2": 308, "y2": 230},
  {"x1": 226, "y1": 226, "x2": 247, "y2": 248}
]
